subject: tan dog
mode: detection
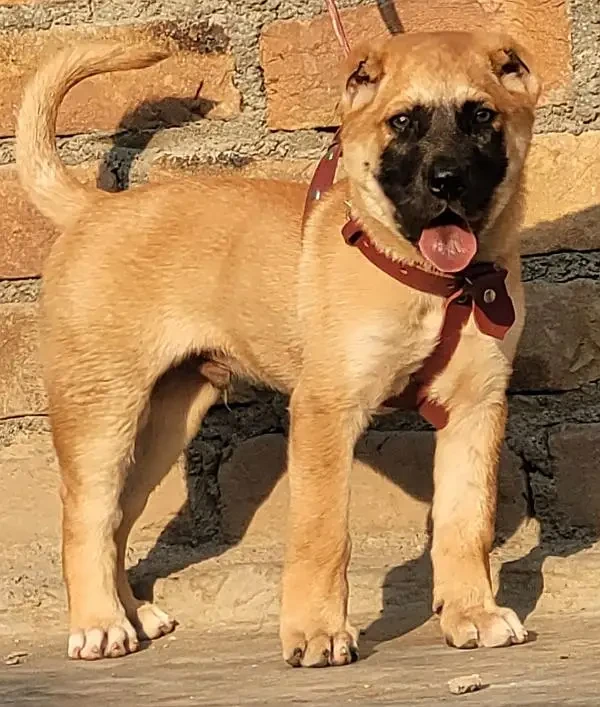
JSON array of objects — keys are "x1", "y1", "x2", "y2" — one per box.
[{"x1": 16, "y1": 31, "x2": 540, "y2": 666}]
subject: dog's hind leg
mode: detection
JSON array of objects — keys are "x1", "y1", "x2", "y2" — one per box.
[
  {"x1": 53, "y1": 365, "x2": 150, "y2": 661},
  {"x1": 55, "y1": 354, "x2": 219, "y2": 661},
  {"x1": 115, "y1": 365, "x2": 220, "y2": 644}
]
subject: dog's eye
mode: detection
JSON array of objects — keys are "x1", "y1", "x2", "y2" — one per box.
[
  {"x1": 474, "y1": 108, "x2": 495, "y2": 125},
  {"x1": 389, "y1": 113, "x2": 411, "y2": 133}
]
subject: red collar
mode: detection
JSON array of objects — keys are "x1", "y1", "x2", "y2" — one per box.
[{"x1": 303, "y1": 134, "x2": 516, "y2": 429}]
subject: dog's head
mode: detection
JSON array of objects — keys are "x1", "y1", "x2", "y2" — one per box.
[{"x1": 339, "y1": 31, "x2": 540, "y2": 271}]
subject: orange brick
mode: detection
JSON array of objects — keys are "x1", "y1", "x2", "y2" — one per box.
[
  {"x1": 0, "y1": 162, "x2": 102, "y2": 278},
  {"x1": 0, "y1": 304, "x2": 47, "y2": 419},
  {"x1": 260, "y1": 0, "x2": 572, "y2": 130},
  {"x1": 522, "y1": 132, "x2": 600, "y2": 254},
  {"x1": 0, "y1": 25, "x2": 240, "y2": 137},
  {"x1": 0, "y1": 167, "x2": 55, "y2": 279}
]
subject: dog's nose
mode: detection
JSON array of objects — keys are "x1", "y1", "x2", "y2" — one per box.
[{"x1": 428, "y1": 159, "x2": 465, "y2": 201}]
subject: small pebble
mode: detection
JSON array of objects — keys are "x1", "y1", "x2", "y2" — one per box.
[
  {"x1": 4, "y1": 651, "x2": 29, "y2": 667},
  {"x1": 448, "y1": 674, "x2": 484, "y2": 695}
]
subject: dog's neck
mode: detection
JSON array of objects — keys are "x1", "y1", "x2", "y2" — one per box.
[{"x1": 345, "y1": 181, "x2": 432, "y2": 269}]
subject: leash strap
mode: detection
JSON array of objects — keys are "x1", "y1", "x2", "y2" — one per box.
[
  {"x1": 325, "y1": 0, "x2": 351, "y2": 56},
  {"x1": 302, "y1": 132, "x2": 342, "y2": 229}
]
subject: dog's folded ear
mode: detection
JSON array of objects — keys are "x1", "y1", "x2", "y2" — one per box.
[
  {"x1": 339, "y1": 41, "x2": 385, "y2": 115},
  {"x1": 490, "y1": 39, "x2": 541, "y2": 106}
]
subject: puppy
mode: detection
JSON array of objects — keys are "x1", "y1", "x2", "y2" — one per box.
[{"x1": 16, "y1": 31, "x2": 540, "y2": 665}]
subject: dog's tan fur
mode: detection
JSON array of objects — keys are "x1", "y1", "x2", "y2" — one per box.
[{"x1": 16, "y1": 32, "x2": 539, "y2": 665}]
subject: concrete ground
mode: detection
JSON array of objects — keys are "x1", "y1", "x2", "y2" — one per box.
[{"x1": 2, "y1": 614, "x2": 598, "y2": 706}]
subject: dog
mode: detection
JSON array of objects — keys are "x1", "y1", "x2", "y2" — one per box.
[{"x1": 16, "y1": 30, "x2": 540, "y2": 666}]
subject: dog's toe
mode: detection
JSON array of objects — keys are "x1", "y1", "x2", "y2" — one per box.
[
  {"x1": 441, "y1": 604, "x2": 527, "y2": 649},
  {"x1": 130, "y1": 601, "x2": 177, "y2": 641},
  {"x1": 68, "y1": 618, "x2": 139, "y2": 660},
  {"x1": 283, "y1": 627, "x2": 359, "y2": 668}
]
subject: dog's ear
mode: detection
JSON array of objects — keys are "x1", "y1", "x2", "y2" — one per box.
[
  {"x1": 490, "y1": 39, "x2": 541, "y2": 106},
  {"x1": 339, "y1": 42, "x2": 385, "y2": 115}
]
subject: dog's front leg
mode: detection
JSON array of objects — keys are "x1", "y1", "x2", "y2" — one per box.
[
  {"x1": 430, "y1": 397, "x2": 527, "y2": 648},
  {"x1": 280, "y1": 386, "x2": 365, "y2": 668}
]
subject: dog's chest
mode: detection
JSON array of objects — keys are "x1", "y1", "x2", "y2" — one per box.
[{"x1": 343, "y1": 298, "x2": 444, "y2": 385}]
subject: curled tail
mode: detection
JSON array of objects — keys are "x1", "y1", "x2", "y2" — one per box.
[{"x1": 16, "y1": 42, "x2": 168, "y2": 230}]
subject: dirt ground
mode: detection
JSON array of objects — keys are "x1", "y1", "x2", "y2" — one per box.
[
  {"x1": 1, "y1": 614, "x2": 598, "y2": 706},
  {"x1": 3, "y1": 432, "x2": 600, "y2": 705}
]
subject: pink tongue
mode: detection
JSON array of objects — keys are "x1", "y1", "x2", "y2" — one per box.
[{"x1": 418, "y1": 224, "x2": 477, "y2": 273}]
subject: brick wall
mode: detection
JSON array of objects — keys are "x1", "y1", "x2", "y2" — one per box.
[{"x1": 0, "y1": 0, "x2": 599, "y2": 554}]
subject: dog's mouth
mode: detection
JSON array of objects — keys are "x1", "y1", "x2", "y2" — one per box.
[{"x1": 418, "y1": 209, "x2": 477, "y2": 273}]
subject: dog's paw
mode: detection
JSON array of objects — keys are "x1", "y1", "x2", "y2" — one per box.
[
  {"x1": 282, "y1": 626, "x2": 359, "y2": 668},
  {"x1": 440, "y1": 603, "x2": 527, "y2": 649},
  {"x1": 67, "y1": 616, "x2": 140, "y2": 660},
  {"x1": 67, "y1": 602, "x2": 176, "y2": 660},
  {"x1": 130, "y1": 601, "x2": 177, "y2": 641}
]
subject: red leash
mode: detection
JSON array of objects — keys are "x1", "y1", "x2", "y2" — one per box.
[{"x1": 325, "y1": 0, "x2": 351, "y2": 56}]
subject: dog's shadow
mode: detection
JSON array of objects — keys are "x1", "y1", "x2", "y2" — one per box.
[
  {"x1": 96, "y1": 97, "x2": 600, "y2": 656},
  {"x1": 95, "y1": 91, "x2": 217, "y2": 192}
]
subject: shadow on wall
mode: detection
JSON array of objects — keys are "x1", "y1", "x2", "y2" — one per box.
[
  {"x1": 96, "y1": 92, "x2": 216, "y2": 192},
  {"x1": 94, "y1": 104, "x2": 600, "y2": 656}
]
